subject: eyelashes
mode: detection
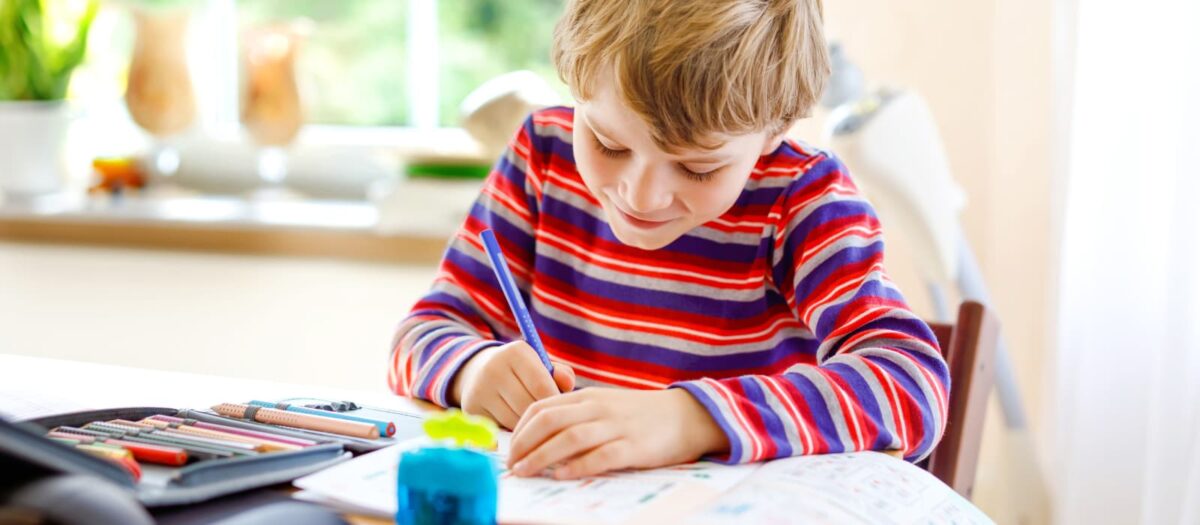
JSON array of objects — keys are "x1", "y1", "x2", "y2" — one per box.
[
  {"x1": 595, "y1": 140, "x2": 629, "y2": 159},
  {"x1": 591, "y1": 136, "x2": 717, "y2": 182}
]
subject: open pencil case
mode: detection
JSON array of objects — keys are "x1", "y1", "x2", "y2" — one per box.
[
  {"x1": 189, "y1": 396, "x2": 427, "y2": 455},
  {"x1": 10, "y1": 406, "x2": 351, "y2": 507}
]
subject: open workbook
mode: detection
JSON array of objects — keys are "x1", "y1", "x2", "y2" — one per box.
[{"x1": 292, "y1": 436, "x2": 993, "y2": 525}]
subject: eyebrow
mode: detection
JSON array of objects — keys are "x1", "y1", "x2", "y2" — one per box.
[
  {"x1": 586, "y1": 115, "x2": 622, "y2": 145},
  {"x1": 586, "y1": 112, "x2": 730, "y2": 163}
]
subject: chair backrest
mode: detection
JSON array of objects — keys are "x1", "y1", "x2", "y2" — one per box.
[{"x1": 922, "y1": 300, "x2": 999, "y2": 499}]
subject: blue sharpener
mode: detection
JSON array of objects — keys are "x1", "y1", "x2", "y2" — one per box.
[{"x1": 396, "y1": 446, "x2": 498, "y2": 525}]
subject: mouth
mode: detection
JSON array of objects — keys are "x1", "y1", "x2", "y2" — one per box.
[{"x1": 614, "y1": 206, "x2": 674, "y2": 230}]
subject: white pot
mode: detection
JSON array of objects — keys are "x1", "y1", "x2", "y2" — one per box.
[{"x1": 0, "y1": 101, "x2": 72, "y2": 197}]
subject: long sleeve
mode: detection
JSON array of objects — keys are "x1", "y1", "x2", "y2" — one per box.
[
  {"x1": 673, "y1": 153, "x2": 950, "y2": 464},
  {"x1": 388, "y1": 115, "x2": 547, "y2": 407}
]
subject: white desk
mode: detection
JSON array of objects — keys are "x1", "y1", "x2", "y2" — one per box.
[
  {"x1": 0, "y1": 353, "x2": 420, "y2": 422},
  {"x1": 0, "y1": 354, "x2": 993, "y2": 525}
]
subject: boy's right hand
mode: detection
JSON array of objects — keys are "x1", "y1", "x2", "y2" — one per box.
[{"x1": 449, "y1": 341, "x2": 575, "y2": 430}]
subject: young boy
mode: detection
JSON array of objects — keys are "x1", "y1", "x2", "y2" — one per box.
[{"x1": 389, "y1": 0, "x2": 948, "y2": 481}]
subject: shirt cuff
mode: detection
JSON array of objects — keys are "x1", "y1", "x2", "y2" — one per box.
[
  {"x1": 670, "y1": 378, "x2": 753, "y2": 465},
  {"x1": 420, "y1": 336, "x2": 503, "y2": 407}
]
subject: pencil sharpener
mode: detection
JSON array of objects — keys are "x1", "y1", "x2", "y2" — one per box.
[{"x1": 395, "y1": 446, "x2": 498, "y2": 525}]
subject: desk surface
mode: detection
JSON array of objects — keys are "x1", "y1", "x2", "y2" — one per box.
[
  {"x1": 0, "y1": 353, "x2": 406, "y2": 524},
  {"x1": 0, "y1": 354, "x2": 990, "y2": 525}
]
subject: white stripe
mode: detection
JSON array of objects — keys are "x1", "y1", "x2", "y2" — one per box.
[
  {"x1": 535, "y1": 286, "x2": 800, "y2": 344},
  {"x1": 540, "y1": 229, "x2": 765, "y2": 286},
  {"x1": 762, "y1": 375, "x2": 815, "y2": 454},
  {"x1": 551, "y1": 354, "x2": 665, "y2": 388}
]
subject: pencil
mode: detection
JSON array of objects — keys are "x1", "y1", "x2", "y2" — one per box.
[
  {"x1": 480, "y1": 228, "x2": 554, "y2": 375},
  {"x1": 248, "y1": 400, "x2": 396, "y2": 437},
  {"x1": 212, "y1": 402, "x2": 379, "y2": 439},
  {"x1": 146, "y1": 414, "x2": 318, "y2": 447}
]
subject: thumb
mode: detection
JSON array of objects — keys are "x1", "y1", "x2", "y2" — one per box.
[{"x1": 551, "y1": 362, "x2": 575, "y2": 393}]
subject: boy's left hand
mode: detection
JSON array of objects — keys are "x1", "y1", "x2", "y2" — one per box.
[{"x1": 506, "y1": 387, "x2": 729, "y2": 480}]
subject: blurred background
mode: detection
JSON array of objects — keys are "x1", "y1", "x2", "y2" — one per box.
[{"x1": 1, "y1": 1, "x2": 1197, "y2": 524}]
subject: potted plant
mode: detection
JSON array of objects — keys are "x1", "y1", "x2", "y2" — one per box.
[{"x1": 0, "y1": 0, "x2": 97, "y2": 198}]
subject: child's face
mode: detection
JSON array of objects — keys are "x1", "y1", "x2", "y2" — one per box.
[{"x1": 573, "y1": 77, "x2": 780, "y2": 250}]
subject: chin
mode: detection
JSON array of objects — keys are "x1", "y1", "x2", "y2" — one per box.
[{"x1": 610, "y1": 224, "x2": 679, "y2": 251}]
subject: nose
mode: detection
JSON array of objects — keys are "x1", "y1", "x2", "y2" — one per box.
[{"x1": 617, "y1": 164, "x2": 673, "y2": 214}]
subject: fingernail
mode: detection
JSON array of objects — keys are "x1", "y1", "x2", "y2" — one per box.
[
  {"x1": 554, "y1": 466, "x2": 571, "y2": 479},
  {"x1": 512, "y1": 460, "x2": 527, "y2": 475}
]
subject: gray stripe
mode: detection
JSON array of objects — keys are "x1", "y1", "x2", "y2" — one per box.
[
  {"x1": 753, "y1": 376, "x2": 809, "y2": 454},
  {"x1": 429, "y1": 275, "x2": 519, "y2": 341},
  {"x1": 501, "y1": 143, "x2": 531, "y2": 174},
  {"x1": 814, "y1": 302, "x2": 927, "y2": 362},
  {"x1": 684, "y1": 222, "x2": 769, "y2": 246},
  {"x1": 535, "y1": 241, "x2": 770, "y2": 303},
  {"x1": 836, "y1": 357, "x2": 903, "y2": 450},
  {"x1": 791, "y1": 234, "x2": 884, "y2": 295},
  {"x1": 542, "y1": 184, "x2": 609, "y2": 222},
  {"x1": 772, "y1": 192, "x2": 873, "y2": 268},
  {"x1": 473, "y1": 190, "x2": 537, "y2": 234},
  {"x1": 784, "y1": 366, "x2": 856, "y2": 450},
  {"x1": 533, "y1": 121, "x2": 573, "y2": 144},
  {"x1": 851, "y1": 348, "x2": 947, "y2": 455},
  {"x1": 532, "y1": 293, "x2": 816, "y2": 357},
  {"x1": 811, "y1": 270, "x2": 889, "y2": 361}
]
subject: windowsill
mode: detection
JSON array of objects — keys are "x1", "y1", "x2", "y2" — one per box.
[{"x1": 0, "y1": 178, "x2": 484, "y2": 263}]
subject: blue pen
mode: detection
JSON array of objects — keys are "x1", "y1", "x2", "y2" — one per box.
[
  {"x1": 247, "y1": 400, "x2": 396, "y2": 437},
  {"x1": 479, "y1": 229, "x2": 554, "y2": 375}
]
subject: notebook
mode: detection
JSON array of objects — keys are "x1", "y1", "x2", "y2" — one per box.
[{"x1": 292, "y1": 435, "x2": 994, "y2": 525}]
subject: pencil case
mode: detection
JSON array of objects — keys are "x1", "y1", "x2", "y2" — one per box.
[
  {"x1": 15, "y1": 406, "x2": 350, "y2": 507},
  {"x1": 189, "y1": 396, "x2": 427, "y2": 455}
]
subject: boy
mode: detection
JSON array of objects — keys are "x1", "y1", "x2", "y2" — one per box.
[{"x1": 390, "y1": 0, "x2": 948, "y2": 481}]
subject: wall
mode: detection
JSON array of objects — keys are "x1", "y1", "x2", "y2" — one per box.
[{"x1": 790, "y1": 1, "x2": 1058, "y2": 523}]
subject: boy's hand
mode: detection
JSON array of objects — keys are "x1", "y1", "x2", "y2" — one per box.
[
  {"x1": 449, "y1": 341, "x2": 575, "y2": 430},
  {"x1": 506, "y1": 388, "x2": 730, "y2": 480}
]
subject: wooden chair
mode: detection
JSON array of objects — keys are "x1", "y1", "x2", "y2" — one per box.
[{"x1": 921, "y1": 300, "x2": 1000, "y2": 499}]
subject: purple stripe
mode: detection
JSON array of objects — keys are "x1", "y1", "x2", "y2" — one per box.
[
  {"x1": 536, "y1": 313, "x2": 817, "y2": 372},
  {"x1": 792, "y1": 242, "x2": 884, "y2": 323},
  {"x1": 867, "y1": 356, "x2": 940, "y2": 460},
  {"x1": 826, "y1": 361, "x2": 891, "y2": 450},
  {"x1": 534, "y1": 255, "x2": 788, "y2": 320},
  {"x1": 738, "y1": 377, "x2": 795, "y2": 458},
  {"x1": 783, "y1": 371, "x2": 846, "y2": 454}
]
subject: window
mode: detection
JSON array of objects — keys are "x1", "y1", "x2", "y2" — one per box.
[{"x1": 74, "y1": 0, "x2": 568, "y2": 132}]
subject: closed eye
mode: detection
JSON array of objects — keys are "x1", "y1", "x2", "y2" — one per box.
[
  {"x1": 593, "y1": 136, "x2": 630, "y2": 159},
  {"x1": 679, "y1": 165, "x2": 717, "y2": 182}
]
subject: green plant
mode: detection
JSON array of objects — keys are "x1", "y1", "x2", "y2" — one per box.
[{"x1": 0, "y1": 0, "x2": 98, "y2": 101}]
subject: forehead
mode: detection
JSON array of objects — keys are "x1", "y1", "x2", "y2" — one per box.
[{"x1": 581, "y1": 76, "x2": 751, "y2": 157}]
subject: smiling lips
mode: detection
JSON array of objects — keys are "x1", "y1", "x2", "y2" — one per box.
[{"x1": 616, "y1": 207, "x2": 674, "y2": 229}]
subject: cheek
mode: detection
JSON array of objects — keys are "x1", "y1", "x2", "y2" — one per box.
[
  {"x1": 573, "y1": 144, "x2": 621, "y2": 190},
  {"x1": 684, "y1": 172, "x2": 752, "y2": 217}
]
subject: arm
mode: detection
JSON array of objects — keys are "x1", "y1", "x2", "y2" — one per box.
[
  {"x1": 673, "y1": 153, "x2": 950, "y2": 463},
  {"x1": 388, "y1": 114, "x2": 547, "y2": 407}
]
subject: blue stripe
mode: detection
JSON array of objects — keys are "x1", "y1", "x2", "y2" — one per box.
[
  {"x1": 740, "y1": 377, "x2": 794, "y2": 458},
  {"x1": 783, "y1": 372, "x2": 845, "y2": 454}
]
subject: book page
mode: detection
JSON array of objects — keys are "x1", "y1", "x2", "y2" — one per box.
[
  {"x1": 688, "y1": 452, "x2": 994, "y2": 525},
  {"x1": 293, "y1": 437, "x2": 758, "y2": 525}
]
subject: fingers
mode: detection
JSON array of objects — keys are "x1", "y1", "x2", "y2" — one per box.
[
  {"x1": 553, "y1": 440, "x2": 634, "y2": 480},
  {"x1": 509, "y1": 400, "x2": 601, "y2": 464},
  {"x1": 509, "y1": 347, "x2": 560, "y2": 400},
  {"x1": 511, "y1": 420, "x2": 620, "y2": 478},
  {"x1": 497, "y1": 373, "x2": 539, "y2": 419},
  {"x1": 484, "y1": 397, "x2": 521, "y2": 430},
  {"x1": 511, "y1": 388, "x2": 588, "y2": 437},
  {"x1": 552, "y1": 362, "x2": 576, "y2": 393}
]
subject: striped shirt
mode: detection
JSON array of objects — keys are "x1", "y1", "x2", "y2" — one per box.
[{"x1": 389, "y1": 107, "x2": 949, "y2": 464}]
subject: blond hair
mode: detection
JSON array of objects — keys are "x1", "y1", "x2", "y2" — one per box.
[{"x1": 552, "y1": 0, "x2": 830, "y2": 150}]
